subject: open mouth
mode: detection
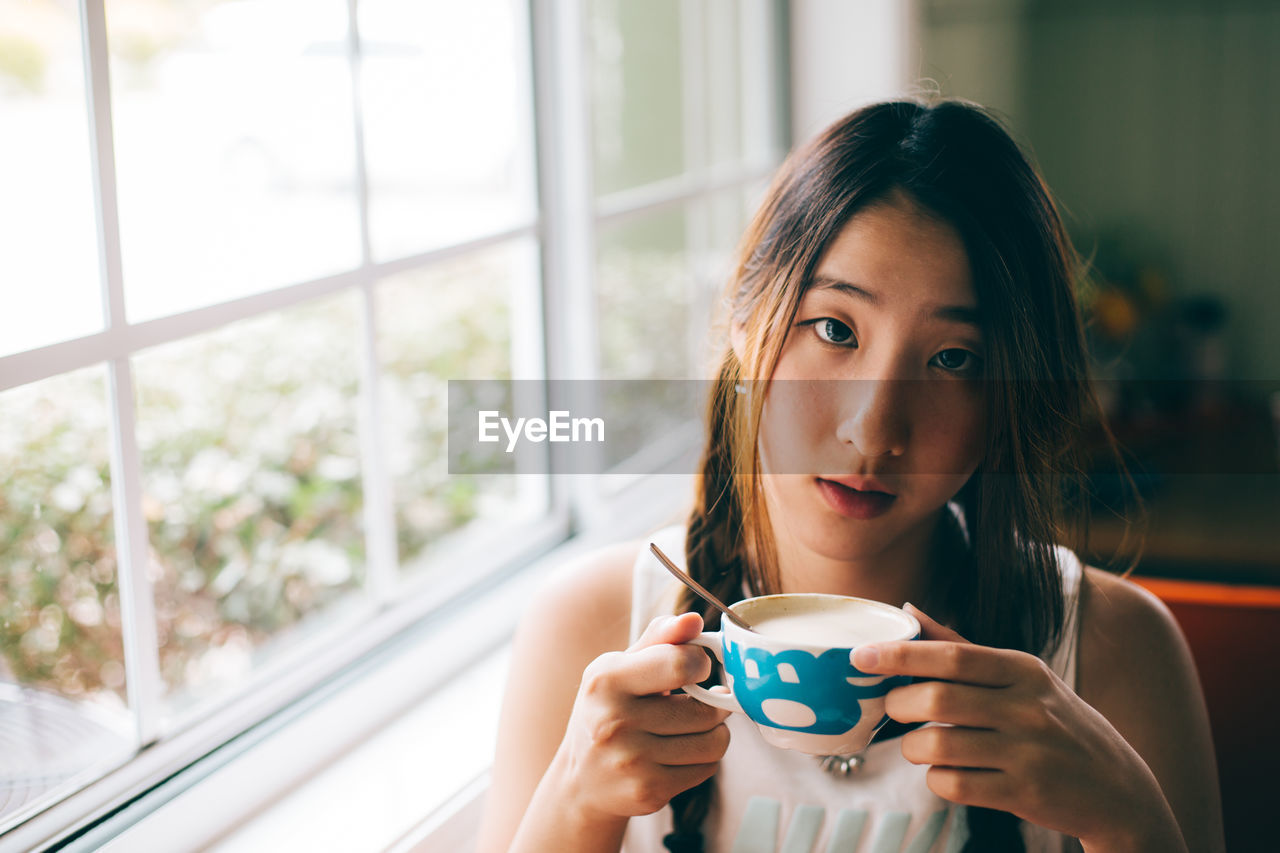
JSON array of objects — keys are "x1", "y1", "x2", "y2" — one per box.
[{"x1": 815, "y1": 478, "x2": 896, "y2": 520}]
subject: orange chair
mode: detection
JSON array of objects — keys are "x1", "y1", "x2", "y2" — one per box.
[{"x1": 1131, "y1": 576, "x2": 1280, "y2": 853}]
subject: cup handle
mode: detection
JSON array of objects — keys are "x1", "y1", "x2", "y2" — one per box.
[{"x1": 681, "y1": 632, "x2": 743, "y2": 714}]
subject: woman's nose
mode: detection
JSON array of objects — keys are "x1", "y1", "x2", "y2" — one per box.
[{"x1": 834, "y1": 377, "x2": 910, "y2": 458}]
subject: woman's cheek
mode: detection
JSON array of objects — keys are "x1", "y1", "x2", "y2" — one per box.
[
  {"x1": 956, "y1": 398, "x2": 987, "y2": 469},
  {"x1": 760, "y1": 392, "x2": 833, "y2": 475},
  {"x1": 913, "y1": 399, "x2": 985, "y2": 477}
]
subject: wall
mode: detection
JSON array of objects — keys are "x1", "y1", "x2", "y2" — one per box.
[
  {"x1": 919, "y1": 0, "x2": 1280, "y2": 380},
  {"x1": 789, "y1": 0, "x2": 918, "y2": 141}
]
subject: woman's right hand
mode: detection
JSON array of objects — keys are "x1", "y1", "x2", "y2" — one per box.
[{"x1": 552, "y1": 611, "x2": 732, "y2": 822}]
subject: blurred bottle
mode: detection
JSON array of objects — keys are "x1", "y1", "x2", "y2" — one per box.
[{"x1": 1174, "y1": 294, "x2": 1228, "y2": 414}]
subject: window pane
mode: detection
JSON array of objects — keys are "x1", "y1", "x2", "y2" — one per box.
[
  {"x1": 596, "y1": 206, "x2": 698, "y2": 380},
  {"x1": 0, "y1": 2, "x2": 102, "y2": 356},
  {"x1": 595, "y1": 206, "x2": 702, "y2": 472},
  {"x1": 106, "y1": 1, "x2": 362, "y2": 322},
  {"x1": 377, "y1": 240, "x2": 545, "y2": 577},
  {"x1": 705, "y1": 0, "x2": 744, "y2": 168},
  {"x1": 698, "y1": 185, "x2": 752, "y2": 353},
  {"x1": 708, "y1": 187, "x2": 750, "y2": 276},
  {"x1": 359, "y1": 0, "x2": 535, "y2": 261},
  {"x1": 0, "y1": 367, "x2": 133, "y2": 829},
  {"x1": 133, "y1": 292, "x2": 365, "y2": 711},
  {"x1": 737, "y1": 0, "x2": 786, "y2": 166},
  {"x1": 590, "y1": 0, "x2": 687, "y2": 196},
  {"x1": 743, "y1": 179, "x2": 771, "y2": 217}
]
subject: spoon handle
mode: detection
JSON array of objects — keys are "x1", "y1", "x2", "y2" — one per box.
[{"x1": 649, "y1": 542, "x2": 752, "y2": 631}]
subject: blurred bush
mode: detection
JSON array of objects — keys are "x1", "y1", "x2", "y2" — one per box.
[
  {"x1": 133, "y1": 293, "x2": 367, "y2": 700},
  {"x1": 2, "y1": 261, "x2": 521, "y2": 706},
  {"x1": 1, "y1": 370, "x2": 124, "y2": 705}
]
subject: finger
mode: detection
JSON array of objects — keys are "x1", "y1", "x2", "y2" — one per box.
[
  {"x1": 853, "y1": 640, "x2": 1019, "y2": 687},
  {"x1": 904, "y1": 602, "x2": 969, "y2": 643},
  {"x1": 631, "y1": 693, "x2": 731, "y2": 735},
  {"x1": 901, "y1": 725, "x2": 1007, "y2": 771},
  {"x1": 661, "y1": 762, "x2": 722, "y2": 797},
  {"x1": 645, "y1": 724, "x2": 732, "y2": 766},
  {"x1": 629, "y1": 612, "x2": 704, "y2": 652},
  {"x1": 885, "y1": 680, "x2": 1006, "y2": 727},
  {"x1": 588, "y1": 641, "x2": 712, "y2": 699},
  {"x1": 615, "y1": 759, "x2": 721, "y2": 816},
  {"x1": 925, "y1": 766, "x2": 1015, "y2": 811}
]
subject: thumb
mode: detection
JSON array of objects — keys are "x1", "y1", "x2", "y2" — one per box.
[
  {"x1": 904, "y1": 602, "x2": 970, "y2": 644},
  {"x1": 629, "y1": 611, "x2": 704, "y2": 651}
]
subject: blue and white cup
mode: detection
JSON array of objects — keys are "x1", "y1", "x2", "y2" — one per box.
[{"x1": 683, "y1": 593, "x2": 920, "y2": 755}]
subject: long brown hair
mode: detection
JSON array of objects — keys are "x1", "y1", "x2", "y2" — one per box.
[{"x1": 666, "y1": 99, "x2": 1139, "y2": 852}]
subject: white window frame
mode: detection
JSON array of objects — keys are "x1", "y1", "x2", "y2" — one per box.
[{"x1": 0, "y1": 0, "x2": 791, "y2": 849}]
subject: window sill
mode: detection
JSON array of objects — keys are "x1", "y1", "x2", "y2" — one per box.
[
  {"x1": 72, "y1": 578, "x2": 531, "y2": 853},
  {"x1": 31, "y1": 472, "x2": 692, "y2": 853},
  {"x1": 200, "y1": 646, "x2": 511, "y2": 853}
]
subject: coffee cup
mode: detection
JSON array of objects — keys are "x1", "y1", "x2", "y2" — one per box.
[{"x1": 682, "y1": 593, "x2": 920, "y2": 755}]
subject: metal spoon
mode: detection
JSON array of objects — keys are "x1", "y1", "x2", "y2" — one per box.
[{"x1": 648, "y1": 542, "x2": 753, "y2": 631}]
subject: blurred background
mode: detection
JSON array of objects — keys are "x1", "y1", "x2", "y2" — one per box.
[
  {"x1": 892, "y1": 0, "x2": 1280, "y2": 584},
  {"x1": 1, "y1": 0, "x2": 1276, "y2": 850}
]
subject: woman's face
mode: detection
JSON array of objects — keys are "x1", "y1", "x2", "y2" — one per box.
[{"x1": 754, "y1": 190, "x2": 987, "y2": 568}]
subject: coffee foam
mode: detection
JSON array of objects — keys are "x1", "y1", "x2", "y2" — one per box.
[{"x1": 740, "y1": 595, "x2": 913, "y2": 648}]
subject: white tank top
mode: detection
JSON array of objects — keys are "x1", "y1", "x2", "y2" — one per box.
[{"x1": 622, "y1": 524, "x2": 1085, "y2": 853}]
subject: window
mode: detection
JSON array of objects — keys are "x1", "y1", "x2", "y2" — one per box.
[{"x1": 0, "y1": 0, "x2": 787, "y2": 847}]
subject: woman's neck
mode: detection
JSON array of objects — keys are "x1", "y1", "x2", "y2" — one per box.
[{"x1": 770, "y1": 509, "x2": 947, "y2": 609}]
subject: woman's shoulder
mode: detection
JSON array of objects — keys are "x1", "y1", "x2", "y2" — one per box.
[
  {"x1": 1073, "y1": 568, "x2": 1224, "y2": 852},
  {"x1": 1075, "y1": 564, "x2": 1194, "y2": 703},
  {"x1": 1079, "y1": 566, "x2": 1184, "y2": 652},
  {"x1": 522, "y1": 537, "x2": 646, "y2": 654}
]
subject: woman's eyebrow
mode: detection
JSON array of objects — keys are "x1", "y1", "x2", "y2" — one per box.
[
  {"x1": 812, "y1": 275, "x2": 982, "y2": 328},
  {"x1": 813, "y1": 275, "x2": 880, "y2": 305}
]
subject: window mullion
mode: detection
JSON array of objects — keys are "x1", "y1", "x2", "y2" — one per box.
[
  {"x1": 347, "y1": 0, "x2": 374, "y2": 271},
  {"x1": 511, "y1": 0, "x2": 546, "y2": 388},
  {"x1": 105, "y1": 361, "x2": 163, "y2": 746},
  {"x1": 357, "y1": 280, "x2": 398, "y2": 604},
  {"x1": 531, "y1": 0, "x2": 597, "y2": 381},
  {"x1": 681, "y1": 1, "x2": 713, "y2": 377},
  {"x1": 345, "y1": 0, "x2": 398, "y2": 605},
  {"x1": 80, "y1": 0, "x2": 164, "y2": 745},
  {"x1": 530, "y1": 0, "x2": 599, "y2": 525},
  {"x1": 685, "y1": 192, "x2": 713, "y2": 376},
  {"x1": 507, "y1": 0, "x2": 553, "y2": 515},
  {"x1": 740, "y1": 0, "x2": 774, "y2": 165},
  {"x1": 681, "y1": 0, "x2": 709, "y2": 179}
]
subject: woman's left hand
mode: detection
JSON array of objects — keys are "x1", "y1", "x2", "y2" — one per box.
[{"x1": 852, "y1": 604, "x2": 1187, "y2": 852}]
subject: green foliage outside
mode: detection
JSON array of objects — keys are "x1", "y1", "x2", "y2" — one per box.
[
  {"x1": 0, "y1": 370, "x2": 122, "y2": 704},
  {"x1": 0, "y1": 35, "x2": 46, "y2": 93},
  {"x1": 589, "y1": 0, "x2": 686, "y2": 197},
  {"x1": 378, "y1": 248, "x2": 519, "y2": 569},
  {"x1": 133, "y1": 293, "x2": 367, "y2": 702},
  {"x1": 1, "y1": 258, "x2": 518, "y2": 707}
]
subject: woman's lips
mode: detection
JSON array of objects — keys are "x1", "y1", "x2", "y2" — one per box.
[{"x1": 815, "y1": 477, "x2": 896, "y2": 519}]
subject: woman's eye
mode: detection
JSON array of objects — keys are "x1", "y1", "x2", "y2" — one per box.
[
  {"x1": 812, "y1": 318, "x2": 855, "y2": 346},
  {"x1": 932, "y1": 348, "x2": 981, "y2": 373}
]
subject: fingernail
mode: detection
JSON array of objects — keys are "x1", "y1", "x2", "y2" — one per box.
[{"x1": 853, "y1": 646, "x2": 879, "y2": 669}]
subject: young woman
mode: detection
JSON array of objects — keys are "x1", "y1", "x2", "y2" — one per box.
[{"x1": 477, "y1": 100, "x2": 1224, "y2": 853}]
